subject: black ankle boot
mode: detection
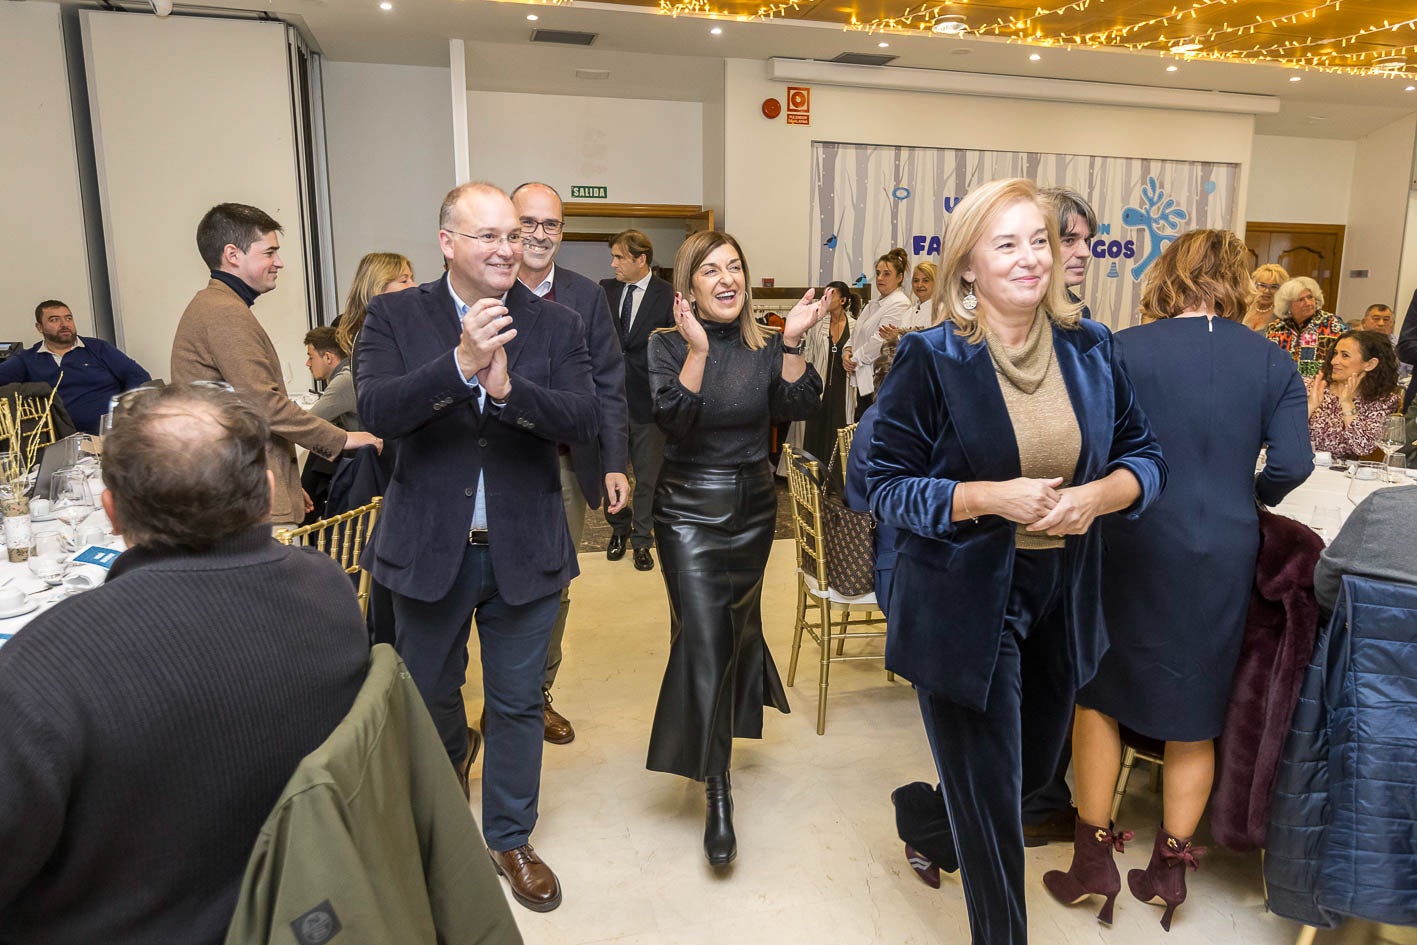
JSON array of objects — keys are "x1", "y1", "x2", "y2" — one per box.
[{"x1": 704, "y1": 773, "x2": 736, "y2": 866}]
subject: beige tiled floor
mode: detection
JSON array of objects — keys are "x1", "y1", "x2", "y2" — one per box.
[{"x1": 461, "y1": 540, "x2": 1363, "y2": 945}]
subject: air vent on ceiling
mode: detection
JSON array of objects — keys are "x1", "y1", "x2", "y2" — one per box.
[
  {"x1": 531, "y1": 29, "x2": 598, "y2": 46},
  {"x1": 830, "y1": 52, "x2": 897, "y2": 66}
]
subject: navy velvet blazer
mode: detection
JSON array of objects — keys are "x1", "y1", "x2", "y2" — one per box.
[
  {"x1": 356, "y1": 276, "x2": 598, "y2": 606},
  {"x1": 865, "y1": 318, "x2": 1166, "y2": 712},
  {"x1": 551, "y1": 266, "x2": 629, "y2": 508},
  {"x1": 601, "y1": 275, "x2": 674, "y2": 425}
]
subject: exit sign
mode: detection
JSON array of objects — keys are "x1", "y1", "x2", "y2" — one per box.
[{"x1": 571, "y1": 185, "x2": 608, "y2": 199}]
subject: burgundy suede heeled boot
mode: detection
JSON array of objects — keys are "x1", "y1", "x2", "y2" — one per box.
[
  {"x1": 1128, "y1": 826, "x2": 1206, "y2": 931},
  {"x1": 1042, "y1": 820, "x2": 1133, "y2": 925}
]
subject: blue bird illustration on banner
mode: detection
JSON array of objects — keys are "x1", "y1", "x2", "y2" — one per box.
[
  {"x1": 825, "y1": 234, "x2": 838, "y2": 249},
  {"x1": 853, "y1": 274, "x2": 870, "y2": 288}
]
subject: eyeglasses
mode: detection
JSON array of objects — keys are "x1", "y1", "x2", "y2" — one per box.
[
  {"x1": 105, "y1": 381, "x2": 237, "y2": 431},
  {"x1": 1255, "y1": 282, "x2": 1282, "y2": 291},
  {"x1": 519, "y1": 218, "x2": 564, "y2": 237},
  {"x1": 444, "y1": 228, "x2": 528, "y2": 249}
]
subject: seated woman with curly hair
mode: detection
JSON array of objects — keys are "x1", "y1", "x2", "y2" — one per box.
[{"x1": 1307, "y1": 329, "x2": 1402, "y2": 460}]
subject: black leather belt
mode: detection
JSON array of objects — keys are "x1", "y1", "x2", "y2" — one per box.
[{"x1": 468, "y1": 530, "x2": 490, "y2": 546}]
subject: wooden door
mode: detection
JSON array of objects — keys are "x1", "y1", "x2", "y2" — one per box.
[{"x1": 1244, "y1": 223, "x2": 1345, "y2": 314}]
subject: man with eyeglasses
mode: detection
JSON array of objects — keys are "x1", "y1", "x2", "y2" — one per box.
[
  {"x1": 511, "y1": 182, "x2": 629, "y2": 748},
  {"x1": 356, "y1": 181, "x2": 598, "y2": 913},
  {"x1": 172, "y1": 203, "x2": 381, "y2": 526},
  {"x1": 600, "y1": 229, "x2": 675, "y2": 570}
]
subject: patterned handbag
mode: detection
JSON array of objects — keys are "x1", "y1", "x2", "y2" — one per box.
[{"x1": 819, "y1": 448, "x2": 876, "y2": 597}]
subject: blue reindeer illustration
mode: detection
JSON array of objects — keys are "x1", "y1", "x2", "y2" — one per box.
[{"x1": 1122, "y1": 177, "x2": 1188, "y2": 280}]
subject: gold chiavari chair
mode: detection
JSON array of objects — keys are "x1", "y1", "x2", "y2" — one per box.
[
  {"x1": 274, "y1": 497, "x2": 382, "y2": 618},
  {"x1": 782, "y1": 443, "x2": 891, "y2": 734}
]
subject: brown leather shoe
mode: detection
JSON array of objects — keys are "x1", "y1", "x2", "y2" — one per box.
[
  {"x1": 543, "y1": 689, "x2": 575, "y2": 745},
  {"x1": 1023, "y1": 806, "x2": 1078, "y2": 847},
  {"x1": 489, "y1": 844, "x2": 562, "y2": 912}
]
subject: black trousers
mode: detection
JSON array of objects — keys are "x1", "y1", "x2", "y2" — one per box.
[
  {"x1": 917, "y1": 548, "x2": 1074, "y2": 945},
  {"x1": 605, "y1": 420, "x2": 667, "y2": 550}
]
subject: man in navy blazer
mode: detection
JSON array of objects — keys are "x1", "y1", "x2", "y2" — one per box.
[
  {"x1": 600, "y1": 229, "x2": 675, "y2": 570},
  {"x1": 356, "y1": 182, "x2": 598, "y2": 913},
  {"x1": 512, "y1": 182, "x2": 629, "y2": 746}
]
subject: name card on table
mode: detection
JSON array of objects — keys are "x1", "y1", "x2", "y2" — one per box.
[{"x1": 73, "y1": 546, "x2": 121, "y2": 569}]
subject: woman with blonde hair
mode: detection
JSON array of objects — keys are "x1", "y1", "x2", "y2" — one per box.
[
  {"x1": 1049, "y1": 229, "x2": 1310, "y2": 931},
  {"x1": 1243, "y1": 263, "x2": 1288, "y2": 331},
  {"x1": 904, "y1": 260, "x2": 938, "y2": 328},
  {"x1": 645, "y1": 230, "x2": 823, "y2": 866},
  {"x1": 867, "y1": 178, "x2": 1165, "y2": 944},
  {"x1": 333, "y1": 252, "x2": 415, "y2": 357}
]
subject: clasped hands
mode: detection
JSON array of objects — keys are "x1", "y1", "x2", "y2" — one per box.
[
  {"x1": 975, "y1": 476, "x2": 1103, "y2": 537},
  {"x1": 456, "y1": 298, "x2": 516, "y2": 400}
]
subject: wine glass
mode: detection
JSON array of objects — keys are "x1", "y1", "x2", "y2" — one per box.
[
  {"x1": 1381, "y1": 415, "x2": 1407, "y2": 482},
  {"x1": 1311, "y1": 500, "x2": 1343, "y2": 543},
  {"x1": 50, "y1": 468, "x2": 95, "y2": 528}
]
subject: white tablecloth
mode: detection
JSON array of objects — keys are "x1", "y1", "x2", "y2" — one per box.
[
  {"x1": 0, "y1": 537, "x2": 127, "y2": 648},
  {"x1": 1267, "y1": 461, "x2": 1417, "y2": 535}
]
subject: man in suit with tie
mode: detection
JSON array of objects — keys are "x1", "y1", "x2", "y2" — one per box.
[
  {"x1": 512, "y1": 182, "x2": 629, "y2": 746},
  {"x1": 356, "y1": 182, "x2": 598, "y2": 913},
  {"x1": 600, "y1": 229, "x2": 674, "y2": 571}
]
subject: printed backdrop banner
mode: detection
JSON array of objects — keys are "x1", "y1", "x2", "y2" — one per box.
[{"x1": 810, "y1": 142, "x2": 1240, "y2": 330}]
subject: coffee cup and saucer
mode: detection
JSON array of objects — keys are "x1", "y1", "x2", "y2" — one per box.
[{"x1": 0, "y1": 586, "x2": 38, "y2": 619}]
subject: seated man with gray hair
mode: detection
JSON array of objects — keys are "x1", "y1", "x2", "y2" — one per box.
[{"x1": 0, "y1": 383, "x2": 369, "y2": 945}]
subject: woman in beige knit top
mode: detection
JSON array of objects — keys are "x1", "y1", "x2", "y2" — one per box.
[{"x1": 865, "y1": 178, "x2": 1166, "y2": 945}]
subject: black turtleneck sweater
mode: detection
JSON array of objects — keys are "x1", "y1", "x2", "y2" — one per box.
[
  {"x1": 0, "y1": 526, "x2": 368, "y2": 945},
  {"x1": 647, "y1": 319, "x2": 821, "y2": 466},
  {"x1": 210, "y1": 269, "x2": 261, "y2": 308}
]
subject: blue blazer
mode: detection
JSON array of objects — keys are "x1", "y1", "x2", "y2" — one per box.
[
  {"x1": 553, "y1": 266, "x2": 630, "y2": 508},
  {"x1": 356, "y1": 276, "x2": 599, "y2": 606},
  {"x1": 865, "y1": 318, "x2": 1166, "y2": 711}
]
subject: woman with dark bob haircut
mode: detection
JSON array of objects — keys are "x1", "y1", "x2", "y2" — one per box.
[
  {"x1": 866, "y1": 177, "x2": 1165, "y2": 945},
  {"x1": 1307, "y1": 329, "x2": 1401, "y2": 460},
  {"x1": 1048, "y1": 229, "x2": 1311, "y2": 930}
]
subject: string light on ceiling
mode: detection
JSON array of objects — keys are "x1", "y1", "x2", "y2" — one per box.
[{"x1": 648, "y1": 0, "x2": 1414, "y2": 79}]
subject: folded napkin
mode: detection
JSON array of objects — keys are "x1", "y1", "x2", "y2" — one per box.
[{"x1": 63, "y1": 563, "x2": 108, "y2": 591}]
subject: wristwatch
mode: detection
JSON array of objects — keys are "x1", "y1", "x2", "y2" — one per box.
[{"x1": 781, "y1": 338, "x2": 806, "y2": 356}]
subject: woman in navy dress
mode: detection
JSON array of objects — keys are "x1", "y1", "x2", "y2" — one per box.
[{"x1": 1045, "y1": 230, "x2": 1311, "y2": 930}]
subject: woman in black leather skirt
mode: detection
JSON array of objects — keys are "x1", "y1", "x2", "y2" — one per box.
[{"x1": 646, "y1": 230, "x2": 824, "y2": 866}]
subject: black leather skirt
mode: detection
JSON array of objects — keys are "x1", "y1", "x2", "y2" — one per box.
[{"x1": 646, "y1": 459, "x2": 790, "y2": 780}]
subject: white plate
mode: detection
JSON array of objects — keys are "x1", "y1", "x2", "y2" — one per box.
[{"x1": 0, "y1": 599, "x2": 40, "y2": 620}]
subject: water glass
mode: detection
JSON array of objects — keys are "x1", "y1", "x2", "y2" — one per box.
[
  {"x1": 1311, "y1": 501, "x2": 1343, "y2": 543},
  {"x1": 1385, "y1": 452, "x2": 1407, "y2": 483}
]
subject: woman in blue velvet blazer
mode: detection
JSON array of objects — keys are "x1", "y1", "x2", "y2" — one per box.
[{"x1": 865, "y1": 178, "x2": 1165, "y2": 945}]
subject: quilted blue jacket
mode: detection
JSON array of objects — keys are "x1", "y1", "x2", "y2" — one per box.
[{"x1": 1264, "y1": 575, "x2": 1417, "y2": 928}]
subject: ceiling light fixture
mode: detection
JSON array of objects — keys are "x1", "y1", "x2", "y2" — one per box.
[
  {"x1": 878, "y1": 41, "x2": 890, "y2": 48},
  {"x1": 1407, "y1": 85, "x2": 1416, "y2": 92},
  {"x1": 1169, "y1": 41, "x2": 1203, "y2": 55},
  {"x1": 931, "y1": 14, "x2": 968, "y2": 35},
  {"x1": 710, "y1": 26, "x2": 723, "y2": 34},
  {"x1": 378, "y1": 1, "x2": 392, "y2": 9},
  {"x1": 1166, "y1": 65, "x2": 1178, "y2": 72},
  {"x1": 1289, "y1": 75, "x2": 1301, "y2": 81},
  {"x1": 527, "y1": 13, "x2": 538, "y2": 20},
  {"x1": 1029, "y1": 53, "x2": 1041, "y2": 61},
  {"x1": 1371, "y1": 57, "x2": 1407, "y2": 74}
]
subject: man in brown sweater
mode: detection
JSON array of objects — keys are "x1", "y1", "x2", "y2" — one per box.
[{"x1": 171, "y1": 203, "x2": 379, "y2": 525}]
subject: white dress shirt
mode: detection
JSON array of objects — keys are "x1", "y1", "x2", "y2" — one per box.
[{"x1": 616, "y1": 272, "x2": 653, "y2": 332}]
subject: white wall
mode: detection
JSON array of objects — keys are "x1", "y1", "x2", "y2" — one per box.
[
  {"x1": 82, "y1": 12, "x2": 311, "y2": 381},
  {"x1": 466, "y1": 91, "x2": 703, "y2": 205},
  {"x1": 322, "y1": 60, "x2": 455, "y2": 301},
  {"x1": 1342, "y1": 113, "x2": 1417, "y2": 316},
  {"x1": 0, "y1": 3, "x2": 94, "y2": 340},
  {"x1": 1398, "y1": 193, "x2": 1417, "y2": 330},
  {"x1": 721, "y1": 59, "x2": 1257, "y2": 287},
  {"x1": 1246, "y1": 135, "x2": 1356, "y2": 224}
]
